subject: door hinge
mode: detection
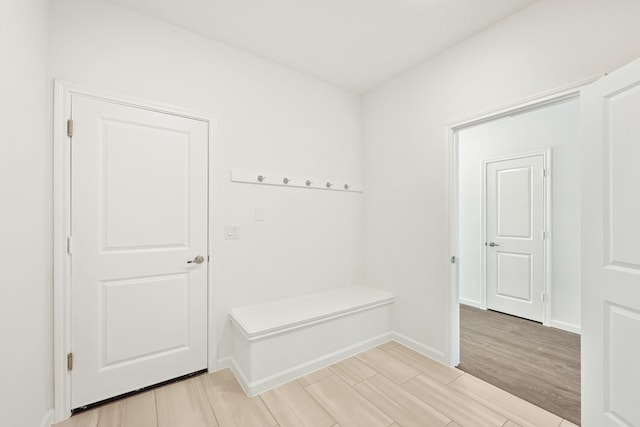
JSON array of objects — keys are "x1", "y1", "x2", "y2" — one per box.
[
  {"x1": 542, "y1": 168, "x2": 547, "y2": 178},
  {"x1": 67, "y1": 352, "x2": 73, "y2": 371},
  {"x1": 208, "y1": 255, "x2": 210, "y2": 262},
  {"x1": 67, "y1": 237, "x2": 72, "y2": 255},
  {"x1": 67, "y1": 119, "x2": 74, "y2": 138},
  {"x1": 542, "y1": 231, "x2": 547, "y2": 240},
  {"x1": 450, "y1": 256, "x2": 457, "y2": 264},
  {"x1": 541, "y1": 293, "x2": 546, "y2": 303}
]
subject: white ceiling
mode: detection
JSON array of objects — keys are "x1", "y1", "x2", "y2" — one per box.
[{"x1": 109, "y1": 0, "x2": 537, "y2": 93}]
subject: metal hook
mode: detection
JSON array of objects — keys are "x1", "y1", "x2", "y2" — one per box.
[
  {"x1": 283, "y1": 177, "x2": 291, "y2": 184},
  {"x1": 257, "y1": 175, "x2": 266, "y2": 183},
  {"x1": 306, "y1": 180, "x2": 313, "y2": 186},
  {"x1": 344, "y1": 184, "x2": 351, "y2": 190},
  {"x1": 326, "y1": 182, "x2": 332, "y2": 188}
]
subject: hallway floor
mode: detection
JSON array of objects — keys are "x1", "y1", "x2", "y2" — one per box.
[
  {"x1": 55, "y1": 341, "x2": 578, "y2": 427},
  {"x1": 458, "y1": 304, "x2": 581, "y2": 425}
]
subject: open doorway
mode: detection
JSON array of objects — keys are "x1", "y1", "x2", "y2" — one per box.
[{"x1": 451, "y1": 93, "x2": 582, "y2": 424}]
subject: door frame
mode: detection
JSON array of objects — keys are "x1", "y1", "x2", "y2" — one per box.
[
  {"x1": 481, "y1": 150, "x2": 552, "y2": 324},
  {"x1": 52, "y1": 80, "x2": 217, "y2": 421},
  {"x1": 444, "y1": 76, "x2": 598, "y2": 366}
]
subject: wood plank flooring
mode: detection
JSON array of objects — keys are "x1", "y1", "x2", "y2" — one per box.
[
  {"x1": 55, "y1": 341, "x2": 578, "y2": 427},
  {"x1": 458, "y1": 304, "x2": 581, "y2": 425}
]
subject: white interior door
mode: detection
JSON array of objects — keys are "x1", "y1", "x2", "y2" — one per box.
[
  {"x1": 581, "y1": 58, "x2": 640, "y2": 426},
  {"x1": 70, "y1": 95, "x2": 209, "y2": 408},
  {"x1": 485, "y1": 154, "x2": 545, "y2": 322}
]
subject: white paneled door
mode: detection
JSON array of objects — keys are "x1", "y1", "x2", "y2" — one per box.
[
  {"x1": 485, "y1": 154, "x2": 545, "y2": 322},
  {"x1": 581, "y1": 58, "x2": 640, "y2": 426},
  {"x1": 70, "y1": 95, "x2": 209, "y2": 409}
]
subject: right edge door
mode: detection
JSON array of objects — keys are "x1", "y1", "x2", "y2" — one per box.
[{"x1": 581, "y1": 57, "x2": 640, "y2": 426}]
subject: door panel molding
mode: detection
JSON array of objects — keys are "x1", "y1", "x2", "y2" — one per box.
[
  {"x1": 495, "y1": 166, "x2": 533, "y2": 239},
  {"x1": 496, "y1": 252, "x2": 533, "y2": 302},
  {"x1": 53, "y1": 80, "x2": 216, "y2": 422}
]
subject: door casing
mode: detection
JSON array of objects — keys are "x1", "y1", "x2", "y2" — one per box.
[
  {"x1": 482, "y1": 150, "x2": 551, "y2": 323},
  {"x1": 52, "y1": 80, "x2": 217, "y2": 422}
]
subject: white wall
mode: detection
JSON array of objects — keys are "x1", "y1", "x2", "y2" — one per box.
[
  {"x1": 49, "y1": 0, "x2": 363, "y2": 363},
  {"x1": 458, "y1": 98, "x2": 581, "y2": 333},
  {"x1": 363, "y1": 0, "x2": 640, "y2": 363},
  {"x1": 0, "y1": 0, "x2": 53, "y2": 426}
]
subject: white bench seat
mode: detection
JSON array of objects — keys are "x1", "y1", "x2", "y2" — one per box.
[
  {"x1": 228, "y1": 286, "x2": 394, "y2": 395},
  {"x1": 229, "y1": 286, "x2": 394, "y2": 340}
]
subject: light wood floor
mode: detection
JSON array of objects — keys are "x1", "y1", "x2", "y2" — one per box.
[
  {"x1": 458, "y1": 305, "x2": 581, "y2": 425},
  {"x1": 55, "y1": 342, "x2": 579, "y2": 427}
]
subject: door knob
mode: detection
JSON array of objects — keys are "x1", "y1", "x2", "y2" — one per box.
[
  {"x1": 488, "y1": 242, "x2": 500, "y2": 247},
  {"x1": 187, "y1": 255, "x2": 205, "y2": 264}
]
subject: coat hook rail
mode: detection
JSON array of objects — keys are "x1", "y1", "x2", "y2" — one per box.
[{"x1": 230, "y1": 170, "x2": 363, "y2": 193}]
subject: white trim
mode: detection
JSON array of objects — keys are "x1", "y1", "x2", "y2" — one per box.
[
  {"x1": 207, "y1": 102, "x2": 219, "y2": 377},
  {"x1": 447, "y1": 75, "x2": 600, "y2": 129},
  {"x1": 229, "y1": 297, "x2": 394, "y2": 341},
  {"x1": 39, "y1": 410, "x2": 54, "y2": 427},
  {"x1": 482, "y1": 149, "x2": 552, "y2": 326},
  {"x1": 543, "y1": 152, "x2": 553, "y2": 327},
  {"x1": 459, "y1": 298, "x2": 483, "y2": 310},
  {"x1": 231, "y1": 332, "x2": 392, "y2": 396},
  {"x1": 391, "y1": 332, "x2": 446, "y2": 363},
  {"x1": 549, "y1": 320, "x2": 581, "y2": 335},
  {"x1": 228, "y1": 331, "x2": 448, "y2": 396},
  {"x1": 445, "y1": 125, "x2": 460, "y2": 366},
  {"x1": 445, "y1": 78, "x2": 596, "y2": 367},
  {"x1": 52, "y1": 80, "x2": 217, "y2": 422},
  {"x1": 229, "y1": 358, "x2": 252, "y2": 395},
  {"x1": 53, "y1": 80, "x2": 72, "y2": 423},
  {"x1": 216, "y1": 356, "x2": 232, "y2": 370},
  {"x1": 480, "y1": 157, "x2": 488, "y2": 310}
]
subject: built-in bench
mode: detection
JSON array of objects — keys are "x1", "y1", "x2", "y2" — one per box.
[{"x1": 228, "y1": 286, "x2": 394, "y2": 395}]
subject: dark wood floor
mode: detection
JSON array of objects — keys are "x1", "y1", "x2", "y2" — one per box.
[{"x1": 458, "y1": 304, "x2": 581, "y2": 425}]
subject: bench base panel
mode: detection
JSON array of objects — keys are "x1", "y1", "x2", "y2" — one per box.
[{"x1": 230, "y1": 304, "x2": 392, "y2": 396}]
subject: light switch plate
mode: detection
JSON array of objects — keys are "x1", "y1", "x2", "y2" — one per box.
[{"x1": 224, "y1": 225, "x2": 240, "y2": 240}]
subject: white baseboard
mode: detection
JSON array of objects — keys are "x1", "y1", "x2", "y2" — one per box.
[
  {"x1": 549, "y1": 320, "x2": 581, "y2": 335},
  {"x1": 226, "y1": 331, "x2": 451, "y2": 396},
  {"x1": 391, "y1": 332, "x2": 447, "y2": 365},
  {"x1": 39, "y1": 409, "x2": 54, "y2": 427},
  {"x1": 459, "y1": 298, "x2": 484, "y2": 309},
  {"x1": 215, "y1": 356, "x2": 232, "y2": 370},
  {"x1": 229, "y1": 357, "x2": 254, "y2": 396},
  {"x1": 232, "y1": 332, "x2": 393, "y2": 396}
]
